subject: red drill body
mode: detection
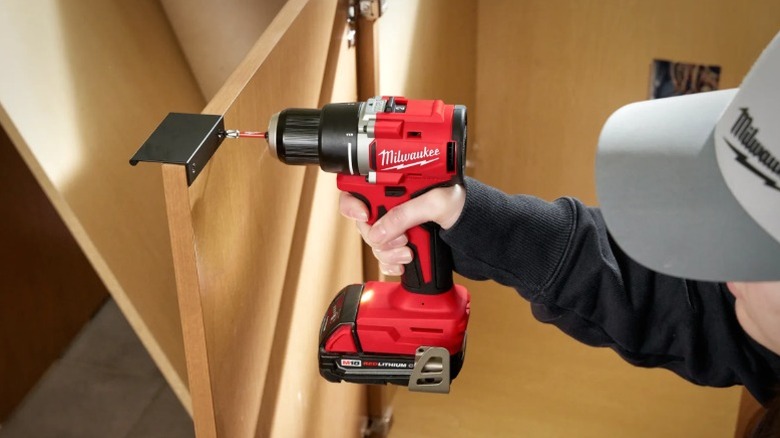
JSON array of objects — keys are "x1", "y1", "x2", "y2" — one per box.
[{"x1": 265, "y1": 97, "x2": 470, "y2": 392}]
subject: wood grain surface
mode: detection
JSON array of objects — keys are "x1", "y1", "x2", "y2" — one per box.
[
  {"x1": 261, "y1": 9, "x2": 366, "y2": 437},
  {"x1": 0, "y1": 125, "x2": 108, "y2": 422},
  {"x1": 162, "y1": 164, "x2": 216, "y2": 437},
  {"x1": 474, "y1": 0, "x2": 780, "y2": 204},
  {"x1": 160, "y1": 0, "x2": 288, "y2": 100},
  {"x1": 357, "y1": 17, "x2": 380, "y2": 102},
  {"x1": 0, "y1": 0, "x2": 205, "y2": 412},
  {"x1": 163, "y1": 0, "x2": 366, "y2": 436},
  {"x1": 377, "y1": 0, "x2": 477, "y2": 120},
  {"x1": 734, "y1": 388, "x2": 765, "y2": 438}
]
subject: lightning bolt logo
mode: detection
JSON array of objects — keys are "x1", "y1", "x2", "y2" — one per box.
[
  {"x1": 383, "y1": 157, "x2": 440, "y2": 171},
  {"x1": 725, "y1": 138, "x2": 780, "y2": 192}
]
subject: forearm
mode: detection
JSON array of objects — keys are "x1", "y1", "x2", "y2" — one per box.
[
  {"x1": 441, "y1": 177, "x2": 780, "y2": 404},
  {"x1": 440, "y1": 177, "x2": 577, "y2": 297}
]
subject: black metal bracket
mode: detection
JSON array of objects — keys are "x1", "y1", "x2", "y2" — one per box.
[{"x1": 129, "y1": 113, "x2": 225, "y2": 186}]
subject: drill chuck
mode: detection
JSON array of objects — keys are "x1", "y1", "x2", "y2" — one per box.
[
  {"x1": 267, "y1": 103, "x2": 361, "y2": 174},
  {"x1": 267, "y1": 108, "x2": 321, "y2": 165}
]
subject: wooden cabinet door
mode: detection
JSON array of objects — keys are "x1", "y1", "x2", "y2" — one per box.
[
  {"x1": 0, "y1": 0, "x2": 204, "y2": 413},
  {"x1": 160, "y1": 1, "x2": 366, "y2": 436}
]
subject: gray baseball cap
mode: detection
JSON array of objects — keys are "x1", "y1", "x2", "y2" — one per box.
[{"x1": 596, "y1": 31, "x2": 780, "y2": 283}]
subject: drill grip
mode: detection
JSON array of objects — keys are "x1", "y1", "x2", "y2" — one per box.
[
  {"x1": 401, "y1": 222, "x2": 454, "y2": 294},
  {"x1": 348, "y1": 186, "x2": 453, "y2": 294}
]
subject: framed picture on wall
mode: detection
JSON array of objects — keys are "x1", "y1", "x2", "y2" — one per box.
[{"x1": 650, "y1": 59, "x2": 721, "y2": 99}]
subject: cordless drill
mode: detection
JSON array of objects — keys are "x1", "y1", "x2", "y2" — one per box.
[{"x1": 265, "y1": 97, "x2": 470, "y2": 393}]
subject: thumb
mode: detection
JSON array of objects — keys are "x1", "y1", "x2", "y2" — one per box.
[{"x1": 367, "y1": 185, "x2": 464, "y2": 246}]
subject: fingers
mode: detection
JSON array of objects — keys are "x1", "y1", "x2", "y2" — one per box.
[
  {"x1": 339, "y1": 191, "x2": 369, "y2": 222},
  {"x1": 372, "y1": 246, "x2": 413, "y2": 265},
  {"x1": 361, "y1": 221, "x2": 410, "y2": 276},
  {"x1": 340, "y1": 185, "x2": 466, "y2": 277},
  {"x1": 362, "y1": 193, "x2": 442, "y2": 276},
  {"x1": 379, "y1": 261, "x2": 403, "y2": 277},
  {"x1": 366, "y1": 185, "x2": 465, "y2": 245},
  {"x1": 349, "y1": 198, "x2": 409, "y2": 276},
  {"x1": 356, "y1": 221, "x2": 408, "y2": 249}
]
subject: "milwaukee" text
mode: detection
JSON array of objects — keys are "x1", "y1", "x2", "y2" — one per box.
[
  {"x1": 731, "y1": 107, "x2": 780, "y2": 177},
  {"x1": 378, "y1": 147, "x2": 440, "y2": 167}
]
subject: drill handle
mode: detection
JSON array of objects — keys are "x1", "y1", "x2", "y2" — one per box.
[
  {"x1": 345, "y1": 186, "x2": 455, "y2": 295},
  {"x1": 401, "y1": 222, "x2": 454, "y2": 294}
]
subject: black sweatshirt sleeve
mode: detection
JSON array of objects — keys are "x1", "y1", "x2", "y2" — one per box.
[{"x1": 440, "y1": 177, "x2": 780, "y2": 405}]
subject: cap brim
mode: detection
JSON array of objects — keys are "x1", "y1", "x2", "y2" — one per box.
[{"x1": 596, "y1": 89, "x2": 780, "y2": 282}]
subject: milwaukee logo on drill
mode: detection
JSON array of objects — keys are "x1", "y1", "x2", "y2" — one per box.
[{"x1": 378, "y1": 147, "x2": 440, "y2": 170}]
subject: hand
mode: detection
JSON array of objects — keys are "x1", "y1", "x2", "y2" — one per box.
[{"x1": 339, "y1": 185, "x2": 466, "y2": 276}]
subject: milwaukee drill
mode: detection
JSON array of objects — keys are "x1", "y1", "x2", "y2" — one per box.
[{"x1": 265, "y1": 97, "x2": 470, "y2": 393}]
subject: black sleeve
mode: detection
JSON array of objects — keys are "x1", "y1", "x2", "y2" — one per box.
[{"x1": 440, "y1": 177, "x2": 780, "y2": 405}]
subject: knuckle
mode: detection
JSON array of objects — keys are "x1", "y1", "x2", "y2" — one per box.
[
  {"x1": 373, "y1": 249, "x2": 391, "y2": 264},
  {"x1": 387, "y1": 205, "x2": 407, "y2": 226}
]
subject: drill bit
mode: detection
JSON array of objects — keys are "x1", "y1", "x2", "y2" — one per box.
[{"x1": 223, "y1": 130, "x2": 267, "y2": 139}]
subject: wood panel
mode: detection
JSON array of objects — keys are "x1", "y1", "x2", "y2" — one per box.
[
  {"x1": 357, "y1": 17, "x2": 380, "y2": 101},
  {"x1": 475, "y1": 0, "x2": 780, "y2": 203},
  {"x1": 263, "y1": 9, "x2": 366, "y2": 437},
  {"x1": 263, "y1": 167, "x2": 366, "y2": 438},
  {"x1": 163, "y1": 0, "x2": 365, "y2": 436},
  {"x1": 0, "y1": 0, "x2": 205, "y2": 412},
  {"x1": 734, "y1": 389, "x2": 765, "y2": 437},
  {"x1": 377, "y1": 0, "x2": 477, "y2": 119},
  {"x1": 160, "y1": 0, "x2": 288, "y2": 100},
  {"x1": 0, "y1": 125, "x2": 108, "y2": 422}
]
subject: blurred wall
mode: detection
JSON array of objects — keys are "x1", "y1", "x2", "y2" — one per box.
[
  {"x1": 377, "y1": 0, "x2": 477, "y2": 123},
  {"x1": 475, "y1": 0, "x2": 780, "y2": 204},
  {"x1": 160, "y1": 0, "x2": 289, "y2": 100}
]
